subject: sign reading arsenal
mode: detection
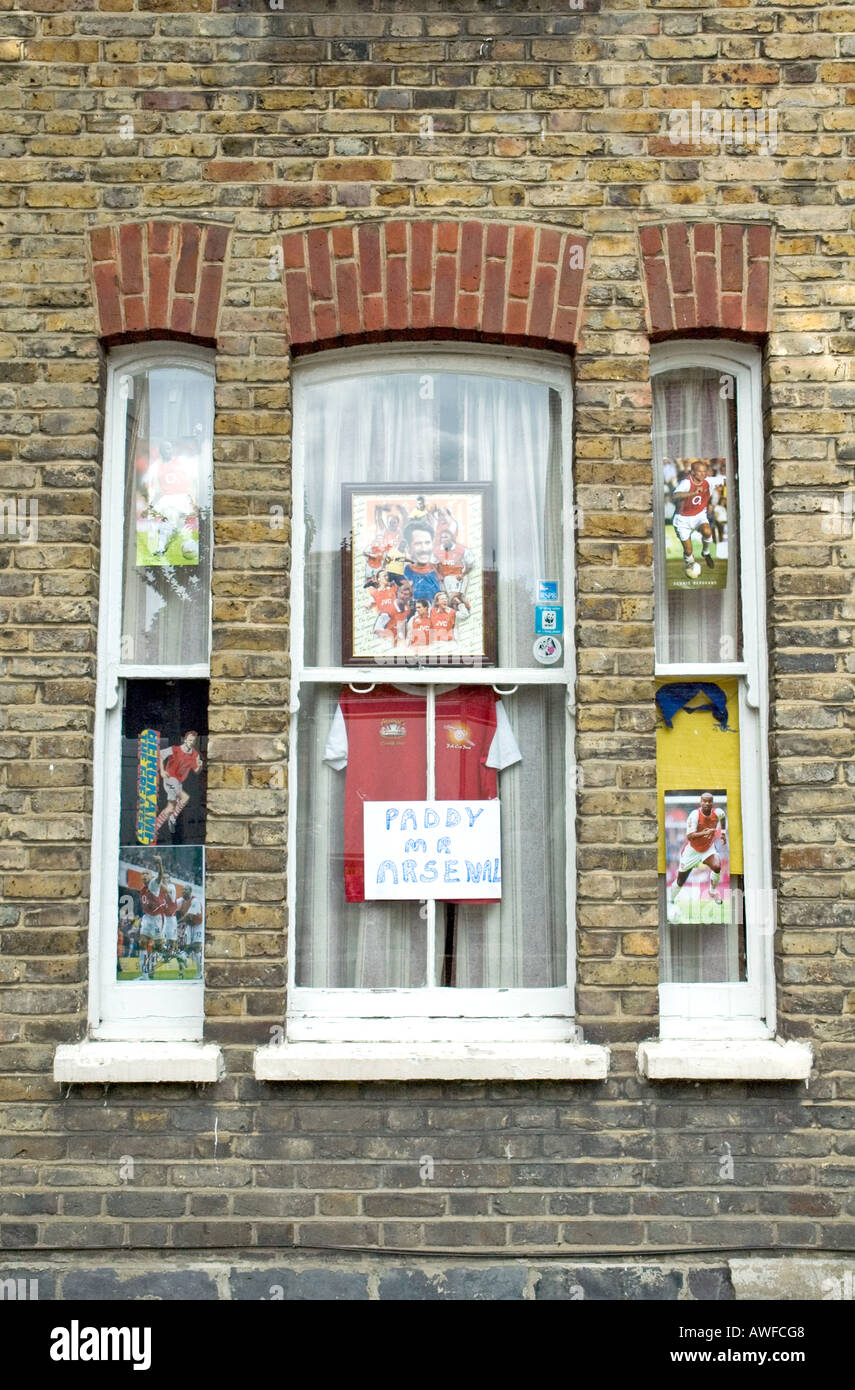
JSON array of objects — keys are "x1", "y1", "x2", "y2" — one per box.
[{"x1": 362, "y1": 799, "x2": 502, "y2": 901}]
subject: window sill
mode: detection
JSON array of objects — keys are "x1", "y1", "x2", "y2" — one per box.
[
  {"x1": 254, "y1": 1041, "x2": 609, "y2": 1082},
  {"x1": 637, "y1": 1039, "x2": 812, "y2": 1082},
  {"x1": 53, "y1": 1042, "x2": 224, "y2": 1084}
]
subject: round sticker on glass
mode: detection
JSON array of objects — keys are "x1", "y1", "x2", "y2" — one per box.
[{"x1": 533, "y1": 635, "x2": 562, "y2": 666}]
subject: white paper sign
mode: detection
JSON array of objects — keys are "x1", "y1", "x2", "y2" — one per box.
[{"x1": 363, "y1": 800, "x2": 502, "y2": 900}]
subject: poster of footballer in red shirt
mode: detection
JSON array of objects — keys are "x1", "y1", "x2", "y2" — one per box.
[
  {"x1": 116, "y1": 681, "x2": 208, "y2": 983},
  {"x1": 664, "y1": 789, "x2": 730, "y2": 927},
  {"x1": 662, "y1": 456, "x2": 729, "y2": 591},
  {"x1": 134, "y1": 431, "x2": 205, "y2": 569},
  {"x1": 341, "y1": 483, "x2": 496, "y2": 667}
]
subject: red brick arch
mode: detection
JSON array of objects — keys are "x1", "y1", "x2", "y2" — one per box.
[
  {"x1": 639, "y1": 221, "x2": 773, "y2": 339},
  {"x1": 282, "y1": 220, "x2": 589, "y2": 352},
  {"x1": 88, "y1": 220, "x2": 232, "y2": 344}
]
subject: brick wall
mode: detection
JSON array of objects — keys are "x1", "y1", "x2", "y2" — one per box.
[{"x1": 1, "y1": 0, "x2": 854, "y2": 1282}]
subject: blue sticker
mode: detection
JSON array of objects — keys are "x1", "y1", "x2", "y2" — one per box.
[
  {"x1": 538, "y1": 581, "x2": 558, "y2": 602},
  {"x1": 535, "y1": 604, "x2": 563, "y2": 636}
]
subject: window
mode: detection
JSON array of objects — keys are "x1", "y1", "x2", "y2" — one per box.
[
  {"x1": 651, "y1": 341, "x2": 774, "y2": 1039},
  {"x1": 287, "y1": 346, "x2": 576, "y2": 1044},
  {"x1": 88, "y1": 344, "x2": 214, "y2": 1042}
]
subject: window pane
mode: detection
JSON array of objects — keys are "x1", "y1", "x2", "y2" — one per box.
[
  {"x1": 120, "y1": 365, "x2": 213, "y2": 666},
  {"x1": 295, "y1": 683, "x2": 566, "y2": 991},
  {"x1": 302, "y1": 371, "x2": 563, "y2": 669},
  {"x1": 652, "y1": 368, "x2": 740, "y2": 665},
  {"x1": 435, "y1": 685, "x2": 567, "y2": 988},
  {"x1": 295, "y1": 684, "x2": 427, "y2": 987},
  {"x1": 117, "y1": 680, "x2": 208, "y2": 984},
  {"x1": 657, "y1": 676, "x2": 746, "y2": 984}
]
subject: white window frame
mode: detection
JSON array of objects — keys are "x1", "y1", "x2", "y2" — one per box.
[
  {"x1": 286, "y1": 343, "x2": 577, "y2": 1045},
  {"x1": 86, "y1": 342, "x2": 214, "y2": 1043},
  {"x1": 652, "y1": 340, "x2": 775, "y2": 1041}
]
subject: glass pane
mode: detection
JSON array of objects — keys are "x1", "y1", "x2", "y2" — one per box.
[
  {"x1": 652, "y1": 367, "x2": 740, "y2": 664},
  {"x1": 295, "y1": 684, "x2": 427, "y2": 987},
  {"x1": 120, "y1": 364, "x2": 213, "y2": 666},
  {"x1": 435, "y1": 685, "x2": 567, "y2": 988},
  {"x1": 117, "y1": 680, "x2": 208, "y2": 984},
  {"x1": 657, "y1": 677, "x2": 746, "y2": 983},
  {"x1": 301, "y1": 371, "x2": 563, "y2": 670}
]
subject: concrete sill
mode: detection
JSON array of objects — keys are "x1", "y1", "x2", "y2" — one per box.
[
  {"x1": 637, "y1": 1039, "x2": 812, "y2": 1082},
  {"x1": 54, "y1": 1042, "x2": 224, "y2": 1084},
  {"x1": 254, "y1": 1041, "x2": 610, "y2": 1082}
]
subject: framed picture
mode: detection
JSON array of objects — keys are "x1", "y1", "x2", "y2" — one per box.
[
  {"x1": 662, "y1": 457, "x2": 729, "y2": 592},
  {"x1": 341, "y1": 483, "x2": 497, "y2": 667}
]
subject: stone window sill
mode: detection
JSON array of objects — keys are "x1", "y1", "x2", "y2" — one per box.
[
  {"x1": 637, "y1": 1039, "x2": 812, "y2": 1082},
  {"x1": 54, "y1": 1041, "x2": 224, "y2": 1084},
  {"x1": 254, "y1": 1041, "x2": 610, "y2": 1082}
]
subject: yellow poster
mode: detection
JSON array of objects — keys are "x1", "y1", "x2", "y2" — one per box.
[{"x1": 656, "y1": 677, "x2": 743, "y2": 876}]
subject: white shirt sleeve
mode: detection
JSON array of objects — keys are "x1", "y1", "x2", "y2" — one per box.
[
  {"x1": 685, "y1": 810, "x2": 699, "y2": 835},
  {"x1": 323, "y1": 703, "x2": 348, "y2": 771},
  {"x1": 486, "y1": 700, "x2": 522, "y2": 771},
  {"x1": 672, "y1": 478, "x2": 690, "y2": 495}
]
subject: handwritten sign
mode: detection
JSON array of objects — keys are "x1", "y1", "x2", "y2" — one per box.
[{"x1": 363, "y1": 800, "x2": 502, "y2": 901}]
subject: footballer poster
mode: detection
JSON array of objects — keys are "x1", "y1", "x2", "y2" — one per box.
[
  {"x1": 134, "y1": 436, "x2": 202, "y2": 568},
  {"x1": 664, "y1": 789, "x2": 730, "y2": 927},
  {"x1": 662, "y1": 457, "x2": 729, "y2": 592},
  {"x1": 341, "y1": 483, "x2": 497, "y2": 667},
  {"x1": 117, "y1": 845, "x2": 205, "y2": 983},
  {"x1": 121, "y1": 682, "x2": 208, "y2": 850}
]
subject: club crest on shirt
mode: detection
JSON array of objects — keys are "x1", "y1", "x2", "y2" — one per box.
[
  {"x1": 444, "y1": 721, "x2": 474, "y2": 750},
  {"x1": 379, "y1": 719, "x2": 407, "y2": 742}
]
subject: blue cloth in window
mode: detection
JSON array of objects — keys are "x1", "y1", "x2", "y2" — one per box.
[{"x1": 655, "y1": 681, "x2": 730, "y2": 731}]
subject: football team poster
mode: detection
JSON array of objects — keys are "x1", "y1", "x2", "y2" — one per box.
[
  {"x1": 661, "y1": 456, "x2": 729, "y2": 592},
  {"x1": 664, "y1": 788, "x2": 730, "y2": 927},
  {"x1": 117, "y1": 845, "x2": 205, "y2": 983},
  {"x1": 341, "y1": 483, "x2": 496, "y2": 666}
]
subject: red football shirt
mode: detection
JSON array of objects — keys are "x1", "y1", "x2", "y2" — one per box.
[
  {"x1": 328, "y1": 687, "x2": 508, "y2": 902},
  {"x1": 164, "y1": 745, "x2": 201, "y2": 782},
  {"x1": 155, "y1": 456, "x2": 195, "y2": 498},
  {"x1": 430, "y1": 609, "x2": 456, "y2": 641},
  {"x1": 686, "y1": 806, "x2": 723, "y2": 852},
  {"x1": 678, "y1": 478, "x2": 711, "y2": 522},
  {"x1": 140, "y1": 881, "x2": 167, "y2": 917},
  {"x1": 433, "y1": 541, "x2": 467, "y2": 579}
]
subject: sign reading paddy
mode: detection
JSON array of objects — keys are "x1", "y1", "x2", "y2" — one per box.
[{"x1": 363, "y1": 800, "x2": 502, "y2": 900}]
